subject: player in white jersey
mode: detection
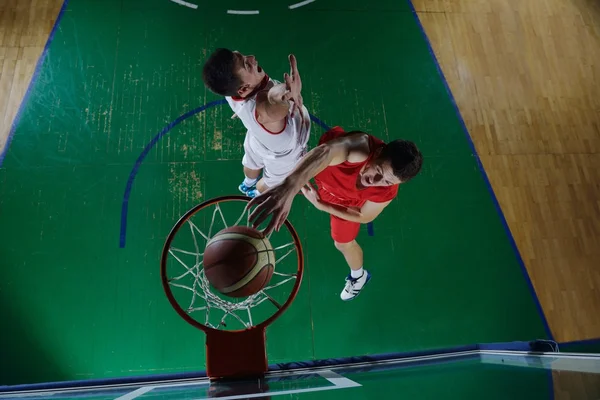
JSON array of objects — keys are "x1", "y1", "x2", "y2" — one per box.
[{"x1": 202, "y1": 49, "x2": 311, "y2": 197}]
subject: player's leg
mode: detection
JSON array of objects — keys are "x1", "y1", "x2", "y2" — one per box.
[
  {"x1": 330, "y1": 215, "x2": 371, "y2": 301},
  {"x1": 256, "y1": 177, "x2": 270, "y2": 194},
  {"x1": 247, "y1": 176, "x2": 275, "y2": 198},
  {"x1": 247, "y1": 143, "x2": 307, "y2": 198},
  {"x1": 246, "y1": 173, "x2": 273, "y2": 198},
  {"x1": 247, "y1": 112, "x2": 311, "y2": 197},
  {"x1": 240, "y1": 133, "x2": 264, "y2": 195},
  {"x1": 334, "y1": 240, "x2": 363, "y2": 271},
  {"x1": 241, "y1": 166, "x2": 261, "y2": 192}
]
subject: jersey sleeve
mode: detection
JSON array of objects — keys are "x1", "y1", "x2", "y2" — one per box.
[
  {"x1": 318, "y1": 126, "x2": 347, "y2": 146},
  {"x1": 368, "y1": 185, "x2": 399, "y2": 203}
]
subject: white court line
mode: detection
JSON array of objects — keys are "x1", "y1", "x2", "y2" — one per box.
[
  {"x1": 110, "y1": 369, "x2": 359, "y2": 400},
  {"x1": 115, "y1": 386, "x2": 155, "y2": 400},
  {"x1": 227, "y1": 10, "x2": 260, "y2": 15},
  {"x1": 317, "y1": 370, "x2": 362, "y2": 388},
  {"x1": 288, "y1": 0, "x2": 316, "y2": 9},
  {"x1": 170, "y1": 0, "x2": 198, "y2": 9},
  {"x1": 0, "y1": 379, "x2": 210, "y2": 399}
]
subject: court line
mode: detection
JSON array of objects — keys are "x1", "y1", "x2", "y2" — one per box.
[
  {"x1": 559, "y1": 337, "x2": 600, "y2": 348},
  {"x1": 119, "y1": 104, "x2": 335, "y2": 248},
  {"x1": 0, "y1": 376, "x2": 210, "y2": 398},
  {"x1": 170, "y1": 0, "x2": 198, "y2": 9},
  {"x1": 102, "y1": 370, "x2": 358, "y2": 400},
  {"x1": 317, "y1": 370, "x2": 361, "y2": 388},
  {"x1": 115, "y1": 386, "x2": 155, "y2": 400},
  {"x1": 0, "y1": 0, "x2": 70, "y2": 166},
  {"x1": 120, "y1": 99, "x2": 225, "y2": 248},
  {"x1": 288, "y1": 0, "x2": 316, "y2": 9},
  {"x1": 309, "y1": 114, "x2": 330, "y2": 131},
  {"x1": 2, "y1": 343, "x2": 556, "y2": 395},
  {"x1": 197, "y1": 386, "x2": 352, "y2": 400},
  {"x1": 406, "y1": 0, "x2": 554, "y2": 341},
  {"x1": 0, "y1": 4, "x2": 372, "y2": 249},
  {"x1": 227, "y1": 10, "x2": 260, "y2": 15}
]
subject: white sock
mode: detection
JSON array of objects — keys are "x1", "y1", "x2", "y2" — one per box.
[
  {"x1": 350, "y1": 267, "x2": 364, "y2": 279},
  {"x1": 243, "y1": 176, "x2": 258, "y2": 187}
]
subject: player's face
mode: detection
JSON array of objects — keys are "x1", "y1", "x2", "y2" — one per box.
[
  {"x1": 359, "y1": 160, "x2": 401, "y2": 187},
  {"x1": 233, "y1": 51, "x2": 266, "y2": 97}
]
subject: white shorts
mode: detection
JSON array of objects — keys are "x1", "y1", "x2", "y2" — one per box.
[{"x1": 242, "y1": 134, "x2": 308, "y2": 188}]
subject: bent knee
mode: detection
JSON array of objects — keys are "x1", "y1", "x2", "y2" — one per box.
[
  {"x1": 334, "y1": 240, "x2": 357, "y2": 252},
  {"x1": 256, "y1": 178, "x2": 270, "y2": 193}
]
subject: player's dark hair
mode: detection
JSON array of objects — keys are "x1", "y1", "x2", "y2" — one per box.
[
  {"x1": 379, "y1": 140, "x2": 423, "y2": 182},
  {"x1": 202, "y1": 48, "x2": 242, "y2": 96}
]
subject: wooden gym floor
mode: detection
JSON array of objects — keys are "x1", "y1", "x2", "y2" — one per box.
[{"x1": 413, "y1": 0, "x2": 600, "y2": 342}]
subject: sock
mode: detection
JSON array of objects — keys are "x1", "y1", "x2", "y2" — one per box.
[
  {"x1": 252, "y1": 188, "x2": 261, "y2": 196},
  {"x1": 243, "y1": 176, "x2": 258, "y2": 187},
  {"x1": 350, "y1": 267, "x2": 364, "y2": 279}
]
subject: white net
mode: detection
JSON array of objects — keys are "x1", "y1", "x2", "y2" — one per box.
[{"x1": 164, "y1": 199, "x2": 301, "y2": 331}]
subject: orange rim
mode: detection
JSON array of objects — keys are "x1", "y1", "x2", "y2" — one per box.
[{"x1": 160, "y1": 195, "x2": 304, "y2": 334}]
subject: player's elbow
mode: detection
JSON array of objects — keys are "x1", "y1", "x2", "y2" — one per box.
[
  {"x1": 360, "y1": 215, "x2": 376, "y2": 224},
  {"x1": 358, "y1": 209, "x2": 383, "y2": 224}
]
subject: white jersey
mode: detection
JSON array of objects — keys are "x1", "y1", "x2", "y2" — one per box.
[{"x1": 225, "y1": 77, "x2": 310, "y2": 160}]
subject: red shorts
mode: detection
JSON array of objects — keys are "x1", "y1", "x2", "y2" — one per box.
[{"x1": 330, "y1": 215, "x2": 360, "y2": 243}]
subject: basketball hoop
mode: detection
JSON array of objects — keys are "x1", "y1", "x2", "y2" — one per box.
[{"x1": 160, "y1": 195, "x2": 304, "y2": 380}]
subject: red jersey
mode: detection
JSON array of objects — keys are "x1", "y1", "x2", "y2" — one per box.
[{"x1": 314, "y1": 127, "x2": 399, "y2": 209}]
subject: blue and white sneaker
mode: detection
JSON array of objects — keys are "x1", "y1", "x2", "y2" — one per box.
[
  {"x1": 238, "y1": 182, "x2": 256, "y2": 195},
  {"x1": 340, "y1": 270, "x2": 371, "y2": 301},
  {"x1": 246, "y1": 188, "x2": 260, "y2": 198}
]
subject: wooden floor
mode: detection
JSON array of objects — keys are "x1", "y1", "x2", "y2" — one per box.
[
  {"x1": 0, "y1": 0, "x2": 62, "y2": 153},
  {"x1": 413, "y1": 0, "x2": 600, "y2": 343},
  {"x1": 2, "y1": 0, "x2": 599, "y2": 343}
]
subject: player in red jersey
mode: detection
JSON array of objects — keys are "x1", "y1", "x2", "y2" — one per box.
[{"x1": 248, "y1": 126, "x2": 423, "y2": 300}]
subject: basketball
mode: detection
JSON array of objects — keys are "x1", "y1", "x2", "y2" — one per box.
[{"x1": 203, "y1": 226, "x2": 275, "y2": 298}]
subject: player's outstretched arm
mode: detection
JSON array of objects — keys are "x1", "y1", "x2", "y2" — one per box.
[
  {"x1": 255, "y1": 54, "x2": 303, "y2": 128},
  {"x1": 255, "y1": 83, "x2": 291, "y2": 124},
  {"x1": 302, "y1": 183, "x2": 391, "y2": 224},
  {"x1": 247, "y1": 132, "x2": 370, "y2": 234}
]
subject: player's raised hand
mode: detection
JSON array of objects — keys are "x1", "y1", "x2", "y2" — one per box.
[
  {"x1": 283, "y1": 54, "x2": 303, "y2": 118},
  {"x1": 246, "y1": 182, "x2": 297, "y2": 236}
]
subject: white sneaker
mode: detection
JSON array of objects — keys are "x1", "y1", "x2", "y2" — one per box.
[{"x1": 340, "y1": 270, "x2": 371, "y2": 301}]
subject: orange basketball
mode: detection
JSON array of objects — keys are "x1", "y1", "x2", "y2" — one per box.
[{"x1": 203, "y1": 226, "x2": 275, "y2": 298}]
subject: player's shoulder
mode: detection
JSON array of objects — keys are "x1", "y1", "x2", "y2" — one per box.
[
  {"x1": 346, "y1": 137, "x2": 371, "y2": 163},
  {"x1": 320, "y1": 127, "x2": 367, "y2": 144},
  {"x1": 319, "y1": 128, "x2": 372, "y2": 163},
  {"x1": 344, "y1": 131, "x2": 374, "y2": 162}
]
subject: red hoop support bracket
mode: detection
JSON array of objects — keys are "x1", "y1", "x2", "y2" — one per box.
[{"x1": 160, "y1": 195, "x2": 304, "y2": 380}]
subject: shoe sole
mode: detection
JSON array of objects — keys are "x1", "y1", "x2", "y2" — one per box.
[{"x1": 341, "y1": 273, "x2": 371, "y2": 302}]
